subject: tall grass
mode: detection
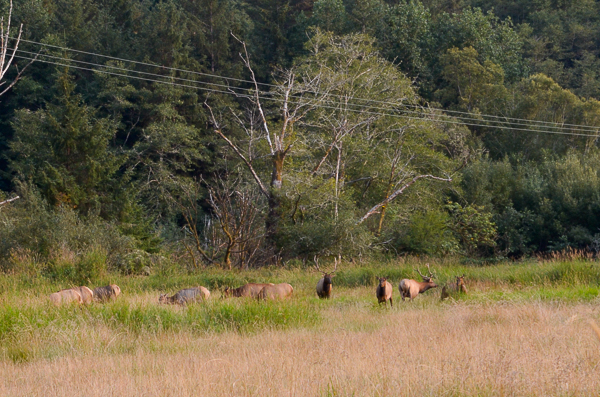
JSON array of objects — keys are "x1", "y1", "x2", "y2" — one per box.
[{"x1": 2, "y1": 301, "x2": 600, "y2": 396}]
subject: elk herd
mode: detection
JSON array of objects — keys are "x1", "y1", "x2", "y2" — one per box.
[{"x1": 48, "y1": 260, "x2": 467, "y2": 307}]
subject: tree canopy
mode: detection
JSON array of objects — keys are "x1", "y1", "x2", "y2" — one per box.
[{"x1": 1, "y1": 0, "x2": 600, "y2": 269}]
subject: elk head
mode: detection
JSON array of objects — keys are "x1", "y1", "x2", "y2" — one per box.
[
  {"x1": 416, "y1": 263, "x2": 436, "y2": 281},
  {"x1": 416, "y1": 263, "x2": 437, "y2": 288},
  {"x1": 314, "y1": 255, "x2": 338, "y2": 282},
  {"x1": 222, "y1": 287, "x2": 231, "y2": 298}
]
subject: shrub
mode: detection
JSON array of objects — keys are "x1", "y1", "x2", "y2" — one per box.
[{"x1": 0, "y1": 183, "x2": 135, "y2": 274}]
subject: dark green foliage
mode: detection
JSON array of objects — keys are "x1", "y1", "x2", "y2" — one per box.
[
  {"x1": 461, "y1": 153, "x2": 600, "y2": 254},
  {"x1": 9, "y1": 70, "x2": 128, "y2": 218},
  {"x1": 390, "y1": 209, "x2": 459, "y2": 256},
  {"x1": 1, "y1": 0, "x2": 600, "y2": 267},
  {"x1": 446, "y1": 202, "x2": 497, "y2": 257}
]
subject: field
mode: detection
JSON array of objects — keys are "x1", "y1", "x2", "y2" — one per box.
[{"x1": 1, "y1": 258, "x2": 600, "y2": 396}]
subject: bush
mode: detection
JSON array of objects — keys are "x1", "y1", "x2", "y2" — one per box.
[
  {"x1": 0, "y1": 183, "x2": 135, "y2": 274},
  {"x1": 389, "y1": 209, "x2": 459, "y2": 255}
]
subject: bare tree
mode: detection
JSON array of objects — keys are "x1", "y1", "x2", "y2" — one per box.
[
  {"x1": 0, "y1": 0, "x2": 36, "y2": 97},
  {"x1": 170, "y1": 178, "x2": 215, "y2": 268},
  {"x1": 208, "y1": 178, "x2": 263, "y2": 270},
  {"x1": 206, "y1": 34, "x2": 329, "y2": 242}
]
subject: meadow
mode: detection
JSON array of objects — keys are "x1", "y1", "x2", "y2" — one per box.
[{"x1": 1, "y1": 257, "x2": 600, "y2": 396}]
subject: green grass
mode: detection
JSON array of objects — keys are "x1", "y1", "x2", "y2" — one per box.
[
  {"x1": 2, "y1": 257, "x2": 600, "y2": 296},
  {"x1": 0, "y1": 298, "x2": 322, "y2": 340},
  {"x1": 0, "y1": 257, "x2": 599, "y2": 362}
]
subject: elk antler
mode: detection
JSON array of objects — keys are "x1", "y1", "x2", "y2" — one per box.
[
  {"x1": 416, "y1": 264, "x2": 435, "y2": 281},
  {"x1": 428, "y1": 264, "x2": 437, "y2": 279},
  {"x1": 314, "y1": 255, "x2": 325, "y2": 274},
  {"x1": 331, "y1": 255, "x2": 340, "y2": 274}
]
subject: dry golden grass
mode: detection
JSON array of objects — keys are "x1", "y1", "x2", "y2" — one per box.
[{"x1": 2, "y1": 295, "x2": 600, "y2": 396}]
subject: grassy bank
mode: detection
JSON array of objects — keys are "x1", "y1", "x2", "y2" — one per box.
[
  {"x1": 1, "y1": 258, "x2": 600, "y2": 395},
  {"x1": 2, "y1": 256, "x2": 600, "y2": 297}
]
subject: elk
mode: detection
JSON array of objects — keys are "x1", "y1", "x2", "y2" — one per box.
[
  {"x1": 222, "y1": 283, "x2": 274, "y2": 298},
  {"x1": 49, "y1": 289, "x2": 83, "y2": 306},
  {"x1": 257, "y1": 283, "x2": 294, "y2": 300},
  {"x1": 441, "y1": 275, "x2": 468, "y2": 300},
  {"x1": 93, "y1": 284, "x2": 121, "y2": 302},
  {"x1": 376, "y1": 277, "x2": 393, "y2": 307},
  {"x1": 159, "y1": 286, "x2": 210, "y2": 305},
  {"x1": 399, "y1": 264, "x2": 438, "y2": 301},
  {"x1": 315, "y1": 256, "x2": 338, "y2": 299},
  {"x1": 72, "y1": 286, "x2": 94, "y2": 304}
]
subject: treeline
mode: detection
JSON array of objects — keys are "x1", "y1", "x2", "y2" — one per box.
[{"x1": 1, "y1": 0, "x2": 600, "y2": 272}]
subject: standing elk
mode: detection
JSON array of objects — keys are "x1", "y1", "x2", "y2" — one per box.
[
  {"x1": 159, "y1": 286, "x2": 210, "y2": 305},
  {"x1": 441, "y1": 275, "x2": 468, "y2": 300},
  {"x1": 222, "y1": 283, "x2": 274, "y2": 298},
  {"x1": 257, "y1": 283, "x2": 294, "y2": 300},
  {"x1": 399, "y1": 264, "x2": 438, "y2": 301},
  {"x1": 376, "y1": 277, "x2": 393, "y2": 307},
  {"x1": 315, "y1": 256, "x2": 338, "y2": 299}
]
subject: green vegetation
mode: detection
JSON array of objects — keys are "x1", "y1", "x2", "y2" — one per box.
[
  {"x1": 1, "y1": 0, "x2": 600, "y2": 270},
  {"x1": 0, "y1": 257, "x2": 599, "y2": 364}
]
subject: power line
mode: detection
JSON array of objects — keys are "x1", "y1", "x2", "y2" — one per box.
[
  {"x1": 11, "y1": 53, "x2": 600, "y2": 139},
  {"x1": 14, "y1": 37, "x2": 600, "y2": 133},
  {"x1": 18, "y1": 47, "x2": 600, "y2": 135},
  {"x1": 15, "y1": 48, "x2": 254, "y2": 95},
  {"x1": 12, "y1": 50, "x2": 597, "y2": 132}
]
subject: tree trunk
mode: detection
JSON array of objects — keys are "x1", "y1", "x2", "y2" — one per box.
[
  {"x1": 271, "y1": 150, "x2": 285, "y2": 189},
  {"x1": 264, "y1": 150, "x2": 285, "y2": 243}
]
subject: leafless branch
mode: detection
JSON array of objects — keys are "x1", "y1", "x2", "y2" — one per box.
[
  {"x1": 357, "y1": 174, "x2": 452, "y2": 224},
  {"x1": 0, "y1": 195, "x2": 19, "y2": 206},
  {"x1": 231, "y1": 32, "x2": 274, "y2": 154},
  {"x1": 0, "y1": 0, "x2": 37, "y2": 97},
  {"x1": 205, "y1": 101, "x2": 270, "y2": 199}
]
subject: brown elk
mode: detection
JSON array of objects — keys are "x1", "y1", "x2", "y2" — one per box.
[
  {"x1": 159, "y1": 286, "x2": 210, "y2": 305},
  {"x1": 222, "y1": 283, "x2": 274, "y2": 298},
  {"x1": 72, "y1": 286, "x2": 94, "y2": 304},
  {"x1": 93, "y1": 284, "x2": 121, "y2": 302},
  {"x1": 49, "y1": 289, "x2": 83, "y2": 306},
  {"x1": 376, "y1": 277, "x2": 393, "y2": 307},
  {"x1": 257, "y1": 283, "x2": 294, "y2": 300},
  {"x1": 441, "y1": 275, "x2": 468, "y2": 300},
  {"x1": 399, "y1": 264, "x2": 438, "y2": 301},
  {"x1": 315, "y1": 256, "x2": 338, "y2": 299}
]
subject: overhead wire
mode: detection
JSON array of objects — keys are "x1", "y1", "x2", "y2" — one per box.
[
  {"x1": 13, "y1": 37, "x2": 600, "y2": 133},
  {"x1": 9, "y1": 51, "x2": 600, "y2": 139},
  {"x1": 15, "y1": 46, "x2": 600, "y2": 135}
]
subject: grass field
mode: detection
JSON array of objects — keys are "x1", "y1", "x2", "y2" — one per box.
[{"x1": 1, "y1": 258, "x2": 600, "y2": 396}]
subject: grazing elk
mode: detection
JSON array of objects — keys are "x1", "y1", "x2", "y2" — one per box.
[
  {"x1": 376, "y1": 277, "x2": 393, "y2": 307},
  {"x1": 159, "y1": 286, "x2": 210, "y2": 305},
  {"x1": 222, "y1": 283, "x2": 274, "y2": 298},
  {"x1": 315, "y1": 256, "x2": 338, "y2": 299},
  {"x1": 257, "y1": 283, "x2": 294, "y2": 300},
  {"x1": 93, "y1": 284, "x2": 121, "y2": 302},
  {"x1": 72, "y1": 286, "x2": 94, "y2": 304},
  {"x1": 49, "y1": 289, "x2": 83, "y2": 306},
  {"x1": 441, "y1": 275, "x2": 468, "y2": 300},
  {"x1": 399, "y1": 264, "x2": 438, "y2": 301}
]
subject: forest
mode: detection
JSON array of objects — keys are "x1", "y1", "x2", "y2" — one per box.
[{"x1": 1, "y1": 0, "x2": 600, "y2": 274}]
